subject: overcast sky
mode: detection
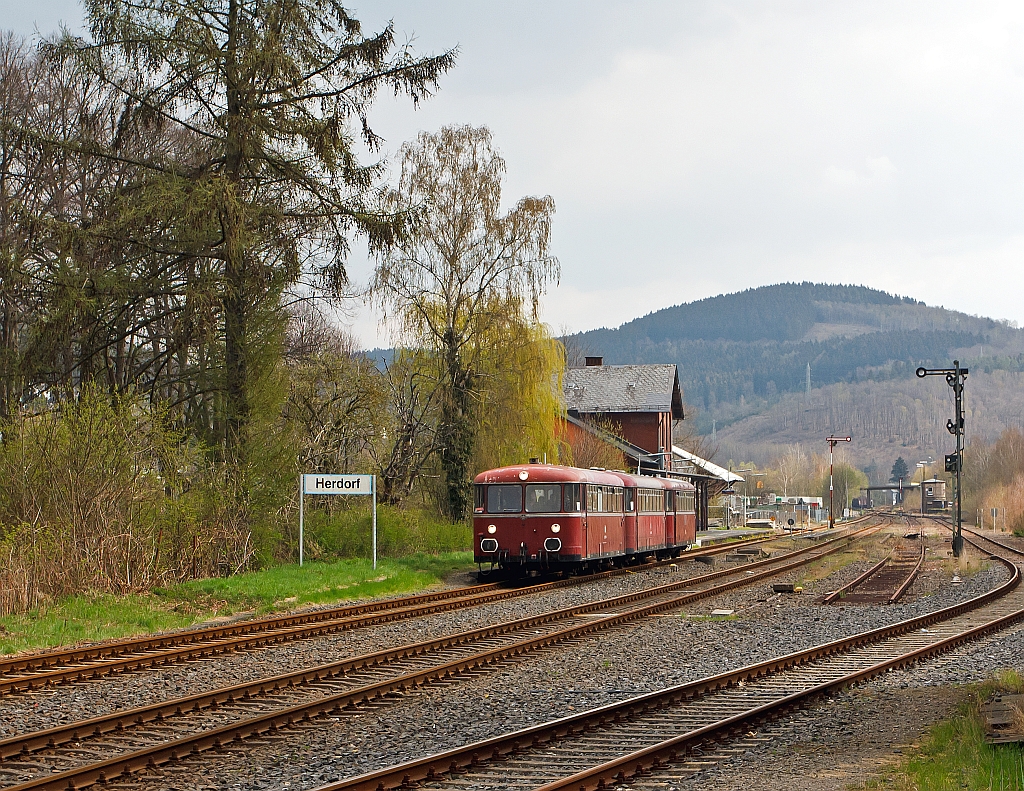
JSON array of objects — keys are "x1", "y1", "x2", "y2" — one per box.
[{"x1": 5, "y1": 1, "x2": 1024, "y2": 348}]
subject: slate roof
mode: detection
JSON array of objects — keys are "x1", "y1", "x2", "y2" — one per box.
[{"x1": 563, "y1": 364, "x2": 684, "y2": 419}]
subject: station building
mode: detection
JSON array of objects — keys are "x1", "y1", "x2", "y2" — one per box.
[{"x1": 558, "y1": 356, "x2": 741, "y2": 531}]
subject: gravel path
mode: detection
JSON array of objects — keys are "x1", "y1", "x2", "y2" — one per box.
[{"x1": 134, "y1": 538, "x2": 1008, "y2": 791}]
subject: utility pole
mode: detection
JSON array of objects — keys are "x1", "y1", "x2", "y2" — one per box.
[
  {"x1": 916, "y1": 361, "x2": 968, "y2": 557},
  {"x1": 825, "y1": 436, "x2": 852, "y2": 529}
]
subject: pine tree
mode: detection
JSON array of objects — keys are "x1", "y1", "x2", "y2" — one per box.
[
  {"x1": 59, "y1": 0, "x2": 456, "y2": 454},
  {"x1": 890, "y1": 456, "x2": 910, "y2": 483}
]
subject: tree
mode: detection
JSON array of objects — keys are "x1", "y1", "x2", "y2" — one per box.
[
  {"x1": 283, "y1": 305, "x2": 383, "y2": 476},
  {"x1": 890, "y1": 456, "x2": 910, "y2": 483},
  {"x1": 818, "y1": 462, "x2": 868, "y2": 511},
  {"x1": 372, "y1": 125, "x2": 559, "y2": 519},
  {"x1": 57, "y1": 0, "x2": 456, "y2": 454},
  {"x1": 562, "y1": 416, "x2": 627, "y2": 472},
  {"x1": 768, "y1": 445, "x2": 813, "y2": 497}
]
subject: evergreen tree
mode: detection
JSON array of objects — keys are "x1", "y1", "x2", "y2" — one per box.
[
  {"x1": 59, "y1": 0, "x2": 456, "y2": 454},
  {"x1": 890, "y1": 456, "x2": 910, "y2": 483}
]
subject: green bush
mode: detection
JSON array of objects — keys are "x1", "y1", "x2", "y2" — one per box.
[{"x1": 299, "y1": 502, "x2": 471, "y2": 560}]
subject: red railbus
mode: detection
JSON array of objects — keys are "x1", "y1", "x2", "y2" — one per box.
[{"x1": 473, "y1": 462, "x2": 697, "y2": 576}]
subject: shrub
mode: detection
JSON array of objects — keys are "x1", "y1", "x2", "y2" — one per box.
[{"x1": 299, "y1": 502, "x2": 471, "y2": 561}]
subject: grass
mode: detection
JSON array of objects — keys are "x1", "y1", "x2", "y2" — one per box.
[
  {"x1": 0, "y1": 552, "x2": 474, "y2": 657},
  {"x1": 867, "y1": 671, "x2": 1024, "y2": 791},
  {"x1": 940, "y1": 554, "x2": 991, "y2": 579}
]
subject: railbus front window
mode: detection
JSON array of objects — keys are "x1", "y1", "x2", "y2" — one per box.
[
  {"x1": 474, "y1": 485, "x2": 485, "y2": 514},
  {"x1": 487, "y1": 485, "x2": 523, "y2": 514},
  {"x1": 526, "y1": 484, "x2": 562, "y2": 513}
]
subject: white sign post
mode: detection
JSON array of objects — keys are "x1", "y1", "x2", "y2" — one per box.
[{"x1": 299, "y1": 474, "x2": 376, "y2": 569}]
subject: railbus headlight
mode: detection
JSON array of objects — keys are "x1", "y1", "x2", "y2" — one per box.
[
  {"x1": 487, "y1": 524, "x2": 497, "y2": 534},
  {"x1": 550, "y1": 523, "x2": 560, "y2": 533}
]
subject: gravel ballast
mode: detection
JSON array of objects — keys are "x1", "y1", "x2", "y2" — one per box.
[
  {"x1": 0, "y1": 541, "x2": 816, "y2": 737},
  {"x1": 130, "y1": 540, "x2": 1015, "y2": 790}
]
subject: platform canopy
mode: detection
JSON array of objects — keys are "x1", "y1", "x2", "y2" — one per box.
[{"x1": 671, "y1": 446, "x2": 744, "y2": 484}]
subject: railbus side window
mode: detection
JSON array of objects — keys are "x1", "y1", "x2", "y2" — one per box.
[
  {"x1": 564, "y1": 484, "x2": 582, "y2": 512},
  {"x1": 625, "y1": 489, "x2": 635, "y2": 512},
  {"x1": 638, "y1": 488, "x2": 661, "y2": 513},
  {"x1": 474, "y1": 485, "x2": 486, "y2": 514},
  {"x1": 526, "y1": 484, "x2": 562, "y2": 513},
  {"x1": 487, "y1": 484, "x2": 523, "y2": 514}
]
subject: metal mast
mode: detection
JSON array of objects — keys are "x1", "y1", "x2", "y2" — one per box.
[
  {"x1": 916, "y1": 361, "x2": 968, "y2": 557},
  {"x1": 825, "y1": 435, "x2": 852, "y2": 529}
]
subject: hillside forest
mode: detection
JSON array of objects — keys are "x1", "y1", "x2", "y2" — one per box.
[{"x1": 571, "y1": 283, "x2": 1024, "y2": 480}]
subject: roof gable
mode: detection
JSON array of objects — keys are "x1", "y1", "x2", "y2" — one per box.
[{"x1": 564, "y1": 364, "x2": 684, "y2": 419}]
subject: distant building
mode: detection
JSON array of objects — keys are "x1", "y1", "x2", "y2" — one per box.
[
  {"x1": 558, "y1": 358, "x2": 738, "y2": 532},
  {"x1": 562, "y1": 357, "x2": 683, "y2": 464},
  {"x1": 921, "y1": 478, "x2": 948, "y2": 513}
]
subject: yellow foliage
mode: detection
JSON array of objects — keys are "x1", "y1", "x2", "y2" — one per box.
[{"x1": 472, "y1": 319, "x2": 564, "y2": 471}]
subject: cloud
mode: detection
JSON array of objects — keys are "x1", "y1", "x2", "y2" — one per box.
[
  {"x1": 11, "y1": 1, "x2": 1024, "y2": 347},
  {"x1": 823, "y1": 156, "x2": 898, "y2": 187}
]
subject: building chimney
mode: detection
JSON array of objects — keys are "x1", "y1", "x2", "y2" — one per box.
[{"x1": 585, "y1": 356, "x2": 603, "y2": 367}]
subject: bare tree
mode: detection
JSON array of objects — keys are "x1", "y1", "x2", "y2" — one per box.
[
  {"x1": 372, "y1": 125, "x2": 559, "y2": 518},
  {"x1": 562, "y1": 416, "x2": 626, "y2": 471}
]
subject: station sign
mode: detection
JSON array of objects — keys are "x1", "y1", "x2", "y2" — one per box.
[
  {"x1": 303, "y1": 474, "x2": 374, "y2": 495},
  {"x1": 298, "y1": 473, "x2": 377, "y2": 569}
]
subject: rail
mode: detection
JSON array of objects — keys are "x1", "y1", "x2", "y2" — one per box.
[
  {"x1": 312, "y1": 528, "x2": 1020, "y2": 791},
  {"x1": 0, "y1": 524, "x2": 884, "y2": 791}
]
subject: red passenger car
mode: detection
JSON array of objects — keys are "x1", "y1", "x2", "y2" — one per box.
[{"x1": 473, "y1": 462, "x2": 697, "y2": 576}]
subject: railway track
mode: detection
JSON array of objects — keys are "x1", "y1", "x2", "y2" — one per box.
[
  {"x1": 0, "y1": 523, "x2": 882, "y2": 791},
  {"x1": 0, "y1": 530, "x2": 796, "y2": 697},
  {"x1": 822, "y1": 521, "x2": 925, "y2": 605},
  {"x1": 310, "y1": 527, "x2": 1023, "y2": 791}
]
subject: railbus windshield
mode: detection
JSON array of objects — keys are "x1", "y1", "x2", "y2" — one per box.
[
  {"x1": 485, "y1": 484, "x2": 523, "y2": 514},
  {"x1": 525, "y1": 484, "x2": 562, "y2": 513}
]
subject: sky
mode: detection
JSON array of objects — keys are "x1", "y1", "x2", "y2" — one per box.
[{"x1": 5, "y1": 1, "x2": 1024, "y2": 348}]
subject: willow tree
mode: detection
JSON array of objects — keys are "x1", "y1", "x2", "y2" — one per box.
[
  {"x1": 57, "y1": 0, "x2": 455, "y2": 454},
  {"x1": 372, "y1": 125, "x2": 559, "y2": 519}
]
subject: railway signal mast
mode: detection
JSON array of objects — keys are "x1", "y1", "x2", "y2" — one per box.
[
  {"x1": 826, "y1": 435, "x2": 852, "y2": 529},
  {"x1": 916, "y1": 361, "x2": 968, "y2": 557}
]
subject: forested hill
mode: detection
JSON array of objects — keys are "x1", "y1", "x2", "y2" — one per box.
[{"x1": 571, "y1": 282, "x2": 1024, "y2": 420}]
